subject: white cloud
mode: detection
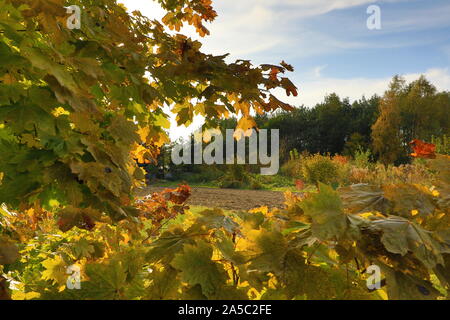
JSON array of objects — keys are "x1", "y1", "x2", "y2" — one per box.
[
  {"x1": 404, "y1": 68, "x2": 450, "y2": 91},
  {"x1": 118, "y1": 0, "x2": 443, "y2": 62},
  {"x1": 276, "y1": 67, "x2": 450, "y2": 108},
  {"x1": 313, "y1": 65, "x2": 328, "y2": 78},
  {"x1": 381, "y1": 3, "x2": 450, "y2": 33}
]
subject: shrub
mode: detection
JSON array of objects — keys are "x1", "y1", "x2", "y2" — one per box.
[
  {"x1": 289, "y1": 148, "x2": 300, "y2": 161},
  {"x1": 301, "y1": 154, "x2": 339, "y2": 185},
  {"x1": 332, "y1": 155, "x2": 348, "y2": 165},
  {"x1": 353, "y1": 147, "x2": 372, "y2": 169},
  {"x1": 432, "y1": 135, "x2": 450, "y2": 155},
  {"x1": 218, "y1": 165, "x2": 252, "y2": 189},
  {"x1": 280, "y1": 159, "x2": 302, "y2": 178},
  {"x1": 250, "y1": 179, "x2": 264, "y2": 190}
]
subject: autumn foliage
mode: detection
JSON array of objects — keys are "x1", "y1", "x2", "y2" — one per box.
[
  {"x1": 410, "y1": 139, "x2": 437, "y2": 159},
  {"x1": 1, "y1": 0, "x2": 450, "y2": 301}
]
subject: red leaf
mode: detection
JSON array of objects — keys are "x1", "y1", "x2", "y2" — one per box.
[
  {"x1": 269, "y1": 67, "x2": 280, "y2": 81},
  {"x1": 295, "y1": 179, "x2": 305, "y2": 191},
  {"x1": 409, "y1": 139, "x2": 436, "y2": 159}
]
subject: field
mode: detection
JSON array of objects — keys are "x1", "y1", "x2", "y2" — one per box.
[{"x1": 141, "y1": 186, "x2": 290, "y2": 211}]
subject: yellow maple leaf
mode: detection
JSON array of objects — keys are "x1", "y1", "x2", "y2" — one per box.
[{"x1": 41, "y1": 255, "x2": 68, "y2": 288}]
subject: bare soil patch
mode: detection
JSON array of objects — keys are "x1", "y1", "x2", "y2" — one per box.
[{"x1": 140, "y1": 186, "x2": 289, "y2": 211}]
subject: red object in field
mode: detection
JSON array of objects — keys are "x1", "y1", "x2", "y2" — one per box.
[
  {"x1": 295, "y1": 179, "x2": 305, "y2": 190},
  {"x1": 333, "y1": 155, "x2": 348, "y2": 164},
  {"x1": 410, "y1": 139, "x2": 436, "y2": 159}
]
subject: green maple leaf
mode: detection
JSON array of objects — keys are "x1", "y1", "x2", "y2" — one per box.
[
  {"x1": 82, "y1": 260, "x2": 128, "y2": 300},
  {"x1": 245, "y1": 230, "x2": 287, "y2": 273},
  {"x1": 384, "y1": 184, "x2": 438, "y2": 217},
  {"x1": 72, "y1": 238, "x2": 95, "y2": 259},
  {"x1": 379, "y1": 262, "x2": 441, "y2": 300},
  {"x1": 196, "y1": 208, "x2": 240, "y2": 235},
  {"x1": 374, "y1": 217, "x2": 444, "y2": 269},
  {"x1": 171, "y1": 240, "x2": 227, "y2": 297},
  {"x1": 146, "y1": 267, "x2": 179, "y2": 300},
  {"x1": 145, "y1": 226, "x2": 197, "y2": 264},
  {"x1": 339, "y1": 184, "x2": 391, "y2": 214},
  {"x1": 301, "y1": 183, "x2": 347, "y2": 240}
]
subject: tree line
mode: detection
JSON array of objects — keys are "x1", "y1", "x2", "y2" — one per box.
[
  {"x1": 243, "y1": 75, "x2": 449, "y2": 165},
  {"x1": 152, "y1": 74, "x2": 449, "y2": 178}
]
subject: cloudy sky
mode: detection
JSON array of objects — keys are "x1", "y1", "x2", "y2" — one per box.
[{"x1": 120, "y1": 0, "x2": 450, "y2": 140}]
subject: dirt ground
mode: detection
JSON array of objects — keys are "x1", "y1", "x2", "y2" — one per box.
[{"x1": 140, "y1": 186, "x2": 289, "y2": 211}]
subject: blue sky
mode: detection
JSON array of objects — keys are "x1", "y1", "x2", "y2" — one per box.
[{"x1": 120, "y1": 0, "x2": 450, "y2": 139}]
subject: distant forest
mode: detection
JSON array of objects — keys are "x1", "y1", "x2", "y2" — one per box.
[{"x1": 214, "y1": 75, "x2": 450, "y2": 165}]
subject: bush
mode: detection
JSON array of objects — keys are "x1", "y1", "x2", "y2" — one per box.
[
  {"x1": 301, "y1": 154, "x2": 339, "y2": 185},
  {"x1": 218, "y1": 165, "x2": 253, "y2": 189},
  {"x1": 281, "y1": 153, "x2": 351, "y2": 186},
  {"x1": 353, "y1": 148, "x2": 372, "y2": 169},
  {"x1": 432, "y1": 135, "x2": 450, "y2": 155},
  {"x1": 280, "y1": 159, "x2": 302, "y2": 178}
]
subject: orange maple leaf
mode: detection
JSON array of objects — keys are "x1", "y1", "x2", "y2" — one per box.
[
  {"x1": 269, "y1": 67, "x2": 280, "y2": 81},
  {"x1": 409, "y1": 139, "x2": 436, "y2": 159}
]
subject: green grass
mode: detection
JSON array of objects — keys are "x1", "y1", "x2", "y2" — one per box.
[
  {"x1": 149, "y1": 173, "x2": 301, "y2": 192},
  {"x1": 148, "y1": 180, "x2": 219, "y2": 189}
]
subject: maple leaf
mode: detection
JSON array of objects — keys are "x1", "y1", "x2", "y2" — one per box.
[
  {"x1": 380, "y1": 262, "x2": 441, "y2": 300},
  {"x1": 241, "y1": 229, "x2": 288, "y2": 273},
  {"x1": 81, "y1": 260, "x2": 129, "y2": 300},
  {"x1": 410, "y1": 139, "x2": 436, "y2": 159},
  {"x1": 196, "y1": 208, "x2": 240, "y2": 235},
  {"x1": 41, "y1": 255, "x2": 68, "y2": 287},
  {"x1": 146, "y1": 267, "x2": 179, "y2": 300},
  {"x1": 339, "y1": 184, "x2": 391, "y2": 214},
  {"x1": 269, "y1": 67, "x2": 280, "y2": 81},
  {"x1": 281, "y1": 77, "x2": 298, "y2": 97},
  {"x1": 72, "y1": 238, "x2": 95, "y2": 260},
  {"x1": 57, "y1": 206, "x2": 100, "y2": 232},
  {"x1": 171, "y1": 240, "x2": 228, "y2": 297},
  {"x1": 374, "y1": 217, "x2": 444, "y2": 269},
  {"x1": 235, "y1": 116, "x2": 257, "y2": 136},
  {"x1": 280, "y1": 60, "x2": 294, "y2": 72},
  {"x1": 300, "y1": 183, "x2": 347, "y2": 240}
]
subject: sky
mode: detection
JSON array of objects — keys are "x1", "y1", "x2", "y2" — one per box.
[{"x1": 119, "y1": 0, "x2": 450, "y2": 140}]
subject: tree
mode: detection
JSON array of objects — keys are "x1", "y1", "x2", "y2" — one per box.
[
  {"x1": 313, "y1": 93, "x2": 352, "y2": 155},
  {"x1": 371, "y1": 76, "x2": 406, "y2": 165},
  {"x1": 0, "y1": 0, "x2": 297, "y2": 223},
  {"x1": 372, "y1": 75, "x2": 450, "y2": 164},
  {"x1": 254, "y1": 93, "x2": 379, "y2": 160}
]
